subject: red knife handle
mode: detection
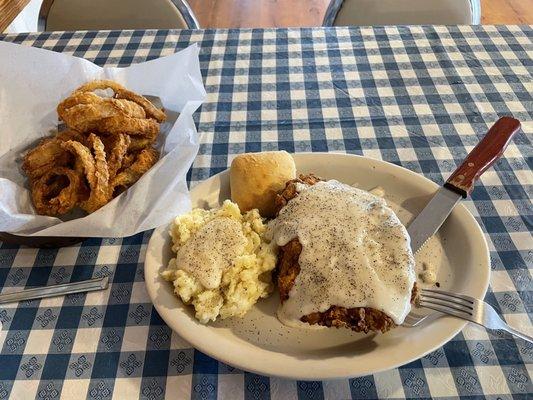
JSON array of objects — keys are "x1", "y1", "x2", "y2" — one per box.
[{"x1": 444, "y1": 116, "x2": 521, "y2": 198}]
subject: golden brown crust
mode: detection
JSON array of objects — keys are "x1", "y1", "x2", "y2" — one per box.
[
  {"x1": 23, "y1": 80, "x2": 163, "y2": 217},
  {"x1": 277, "y1": 238, "x2": 302, "y2": 302},
  {"x1": 22, "y1": 130, "x2": 86, "y2": 180},
  {"x1": 104, "y1": 133, "x2": 131, "y2": 179},
  {"x1": 61, "y1": 134, "x2": 111, "y2": 213},
  {"x1": 301, "y1": 307, "x2": 396, "y2": 333},
  {"x1": 274, "y1": 173, "x2": 322, "y2": 215},
  {"x1": 110, "y1": 147, "x2": 159, "y2": 194},
  {"x1": 57, "y1": 80, "x2": 164, "y2": 137},
  {"x1": 30, "y1": 167, "x2": 83, "y2": 216},
  {"x1": 95, "y1": 115, "x2": 160, "y2": 137},
  {"x1": 73, "y1": 80, "x2": 166, "y2": 122},
  {"x1": 22, "y1": 81, "x2": 166, "y2": 216},
  {"x1": 114, "y1": 88, "x2": 166, "y2": 122},
  {"x1": 128, "y1": 135, "x2": 156, "y2": 152},
  {"x1": 82, "y1": 134, "x2": 111, "y2": 213}
]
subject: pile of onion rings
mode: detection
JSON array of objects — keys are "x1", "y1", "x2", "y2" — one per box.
[{"x1": 22, "y1": 80, "x2": 165, "y2": 216}]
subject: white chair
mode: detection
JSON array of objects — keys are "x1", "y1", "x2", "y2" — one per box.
[
  {"x1": 323, "y1": 0, "x2": 481, "y2": 26},
  {"x1": 38, "y1": 0, "x2": 199, "y2": 31}
]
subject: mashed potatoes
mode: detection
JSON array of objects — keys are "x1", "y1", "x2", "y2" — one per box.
[{"x1": 161, "y1": 200, "x2": 277, "y2": 323}]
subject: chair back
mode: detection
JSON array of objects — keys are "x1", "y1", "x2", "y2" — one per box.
[
  {"x1": 324, "y1": 0, "x2": 480, "y2": 26},
  {"x1": 40, "y1": 0, "x2": 199, "y2": 31}
]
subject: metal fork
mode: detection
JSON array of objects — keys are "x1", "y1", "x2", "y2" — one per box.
[
  {"x1": 419, "y1": 288, "x2": 533, "y2": 343},
  {"x1": 402, "y1": 311, "x2": 430, "y2": 327}
]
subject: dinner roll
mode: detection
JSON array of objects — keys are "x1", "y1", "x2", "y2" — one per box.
[{"x1": 230, "y1": 151, "x2": 296, "y2": 217}]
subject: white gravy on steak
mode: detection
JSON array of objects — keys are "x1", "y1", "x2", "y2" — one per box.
[{"x1": 266, "y1": 180, "x2": 416, "y2": 327}]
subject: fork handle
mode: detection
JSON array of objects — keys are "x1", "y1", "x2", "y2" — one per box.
[{"x1": 501, "y1": 324, "x2": 533, "y2": 344}]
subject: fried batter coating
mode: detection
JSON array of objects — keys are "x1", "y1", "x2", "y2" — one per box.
[
  {"x1": 84, "y1": 133, "x2": 111, "y2": 212},
  {"x1": 24, "y1": 80, "x2": 164, "y2": 216},
  {"x1": 111, "y1": 147, "x2": 159, "y2": 193},
  {"x1": 100, "y1": 133, "x2": 131, "y2": 179},
  {"x1": 128, "y1": 135, "x2": 157, "y2": 152},
  {"x1": 22, "y1": 130, "x2": 86, "y2": 180},
  {"x1": 57, "y1": 93, "x2": 157, "y2": 136},
  {"x1": 57, "y1": 80, "x2": 165, "y2": 137},
  {"x1": 57, "y1": 91, "x2": 146, "y2": 120},
  {"x1": 31, "y1": 167, "x2": 83, "y2": 216},
  {"x1": 73, "y1": 80, "x2": 166, "y2": 121},
  {"x1": 95, "y1": 115, "x2": 160, "y2": 138},
  {"x1": 61, "y1": 134, "x2": 111, "y2": 213}
]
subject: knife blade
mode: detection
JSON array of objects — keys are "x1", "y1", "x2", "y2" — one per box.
[{"x1": 408, "y1": 116, "x2": 521, "y2": 253}]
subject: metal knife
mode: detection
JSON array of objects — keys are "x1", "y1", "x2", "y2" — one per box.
[
  {"x1": 408, "y1": 116, "x2": 521, "y2": 253},
  {"x1": 0, "y1": 276, "x2": 109, "y2": 305}
]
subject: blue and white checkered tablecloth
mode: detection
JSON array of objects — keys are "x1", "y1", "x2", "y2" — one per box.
[{"x1": 0, "y1": 25, "x2": 532, "y2": 400}]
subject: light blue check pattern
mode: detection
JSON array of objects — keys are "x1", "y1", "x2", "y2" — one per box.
[{"x1": 0, "y1": 25, "x2": 532, "y2": 399}]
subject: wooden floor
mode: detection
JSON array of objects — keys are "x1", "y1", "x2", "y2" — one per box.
[
  {"x1": 187, "y1": 0, "x2": 533, "y2": 28},
  {"x1": 481, "y1": 0, "x2": 533, "y2": 24}
]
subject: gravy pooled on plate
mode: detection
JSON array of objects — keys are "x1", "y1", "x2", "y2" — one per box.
[{"x1": 266, "y1": 179, "x2": 416, "y2": 329}]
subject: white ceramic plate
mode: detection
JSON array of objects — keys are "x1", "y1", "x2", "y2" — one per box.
[{"x1": 144, "y1": 153, "x2": 490, "y2": 380}]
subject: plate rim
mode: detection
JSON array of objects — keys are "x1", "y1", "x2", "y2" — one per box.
[{"x1": 144, "y1": 152, "x2": 490, "y2": 380}]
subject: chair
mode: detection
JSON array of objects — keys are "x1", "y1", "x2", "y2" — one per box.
[
  {"x1": 38, "y1": 0, "x2": 200, "y2": 31},
  {"x1": 323, "y1": 0, "x2": 481, "y2": 26}
]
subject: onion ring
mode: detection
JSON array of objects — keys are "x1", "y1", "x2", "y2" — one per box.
[
  {"x1": 95, "y1": 115, "x2": 160, "y2": 137},
  {"x1": 61, "y1": 134, "x2": 111, "y2": 213},
  {"x1": 24, "y1": 80, "x2": 165, "y2": 217},
  {"x1": 22, "y1": 130, "x2": 87, "y2": 180},
  {"x1": 31, "y1": 167, "x2": 82, "y2": 216},
  {"x1": 57, "y1": 92, "x2": 148, "y2": 134},
  {"x1": 111, "y1": 147, "x2": 159, "y2": 192},
  {"x1": 74, "y1": 80, "x2": 166, "y2": 122},
  {"x1": 105, "y1": 133, "x2": 131, "y2": 179},
  {"x1": 128, "y1": 135, "x2": 156, "y2": 152}
]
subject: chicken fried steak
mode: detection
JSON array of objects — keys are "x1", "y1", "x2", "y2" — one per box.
[{"x1": 273, "y1": 174, "x2": 417, "y2": 334}]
